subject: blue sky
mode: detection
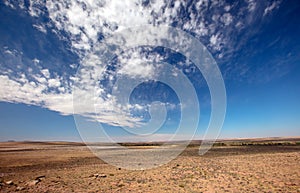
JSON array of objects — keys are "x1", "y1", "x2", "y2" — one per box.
[{"x1": 0, "y1": 0, "x2": 299, "y2": 142}]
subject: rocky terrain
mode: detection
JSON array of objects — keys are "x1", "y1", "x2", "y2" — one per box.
[{"x1": 0, "y1": 139, "x2": 299, "y2": 192}]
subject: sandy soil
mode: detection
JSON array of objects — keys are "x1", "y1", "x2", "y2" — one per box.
[{"x1": 0, "y1": 140, "x2": 299, "y2": 192}]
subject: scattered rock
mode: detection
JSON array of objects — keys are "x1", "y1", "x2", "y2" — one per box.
[
  {"x1": 27, "y1": 179, "x2": 40, "y2": 186},
  {"x1": 91, "y1": 173, "x2": 107, "y2": 178},
  {"x1": 117, "y1": 183, "x2": 125, "y2": 187},
  {"x1": 16, "y1": 186, "x2": 25, "y2": 191},
  {"x1": 99, "y1": 174, "x2": 107, "y2": 178},
  {"x1": 26, "y1": 176, "x2": 44, "y2": 186},
  {"x1": 35, "y1": 175, "x2": 45, "y2": 180},
  {"x1": 5, "y1": 180, "x2": 14, "y2": 185}
]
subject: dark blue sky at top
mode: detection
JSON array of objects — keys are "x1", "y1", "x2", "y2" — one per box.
[{"x1": 0, "y1": 0, "x2": 299, "y2": 141}]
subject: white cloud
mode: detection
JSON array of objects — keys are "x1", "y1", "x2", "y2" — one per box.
[
  {"x1": 41, "y1": 69, "x2": 50, "y2": 78},
  {"x1": 118, "y1": 60, "x2": 156, "y2": 79},
  {"x1": 3, "y1": 47, "x2": 18, "y2": 56},
  {"x1": 4, "y1": 50, "x2": 13, "y2": 55},
  {"x1": 221, "y1": 13, "x2": 233, "y2": 26},
  {"x1": 235, "y1": 21, "x2": 244, "y2": 30},
  {"x1": 224, "y1": 5, "x2": 231, "y2": 12},
  {"x1": 32, "y1": 58, "x2": 40, "y2": 64},
  {"x1": 3, "y1": 0, "x2": 15, "y2": 9},
  {"x1": 34, "y1": 75, "x2": 47, "y2": 84},
  {"x1": 0, "y1": 71, "x2": 141, "y2": 128},
  {"x1": 212, "y1": 14, "x2": 220, "y2": 22},
  {"x1": 33, "y1": 24, "x2": 47, "y2": 33},
  {"x1": 247, "y1": 0, "x2": 256, "y2": 12},
  {"x1": 69, "y1": 63, "x2": 78, "y2": 69},
  {"x1": 28, "y1": 0, "x2": 45, "y2": 17},
  {"x1": 264, "y1": 1, "x2": 281, "y2": 16},
  {"x1": 48, "y1": 78, "x2": 61, "y2": 87},
  {"x1": 196, "y1": 0, "x2": 209, "y2": 9},
  {"x1": 117, "y1": 50, "x2": 162, "y2": 79},
  {"x1": 0, "y1": 74, "x2": 46, "y2": 105},
  {"x1": 44, "y1": 0, "x2": 158, "y2": 54},
  {"x1": 5, "y1": 0, "x2": 282, "y2": 59},
  {"x1": 210, "y1": 34, "x2": 218, "y2": 46}
]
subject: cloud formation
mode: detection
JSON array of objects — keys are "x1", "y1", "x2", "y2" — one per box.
[{"x1": 0, "y1": 0, "x2": 282, "y2": 127}]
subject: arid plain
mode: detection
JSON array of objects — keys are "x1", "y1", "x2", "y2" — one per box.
[{"x1": 0, "y1": 138, "x2": 299, "y2": 192}]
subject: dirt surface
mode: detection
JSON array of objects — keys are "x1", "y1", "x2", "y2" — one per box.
[{"x1": 0, "y1": 140, "x2": 299, "y2": 192}]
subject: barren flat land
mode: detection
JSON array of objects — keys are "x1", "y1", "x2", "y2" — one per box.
[{"x1": 0, "y1": 138, "x2": 299, "y2": 192}]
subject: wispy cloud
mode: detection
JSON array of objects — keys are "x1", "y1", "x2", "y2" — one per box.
[
  {"x1": 33, "y1": 24, "x2": 47, "y2": 34},
  {"x1": 263, "y1": 1, "x2": 281, "y2": 16}
]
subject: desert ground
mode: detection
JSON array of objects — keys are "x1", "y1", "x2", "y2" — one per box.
[{"x1": 0, "y1": 138, "x2": 299, "y2": 192}]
